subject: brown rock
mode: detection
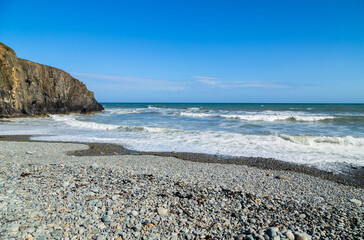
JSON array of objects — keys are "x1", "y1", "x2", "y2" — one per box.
[{"x1": 0, "y1": 42, "x2": 103, "y2": 117}]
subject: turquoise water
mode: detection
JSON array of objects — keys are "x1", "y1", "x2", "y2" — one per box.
[{"x1": 1, "y1": 103, "x2": 364, "y2": 172}]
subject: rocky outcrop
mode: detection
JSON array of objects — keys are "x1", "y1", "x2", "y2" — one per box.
[{"x1": 0, "y1": 42, "x2": 104, "y2": 117}]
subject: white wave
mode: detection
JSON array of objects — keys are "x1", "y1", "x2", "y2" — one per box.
[
  {"x1": 220, "y1": 111, "x2": 335, "y2": 122},
  {"x1": 279, "y1": 134, "x2": 364, "y2": 147},
  {"x1": 50, "y1": 115, "x2": 181, "y2": 133},
  {"x1": 147, "y1": 105, "x2": 159, "y2": 109},
  {"x1": 119, "y1": 125, "x2": 180, "y2": 133},
  {"x1": 51, "y1": 115, "x2": 120, "y2": 130},
  {"x1": 104, "y1": 108, "x2": 141, "y2": 115},
  {"x1": 104, "y1": 130, "x2": 364, "y2": 170},
  {"x1": 187, "y1": 107, "x2": 201, "y2": 111},
  {"x1": 1, "y1": 109, "x2": 363, "y2": 173},
  {"x1": 180, "y1": 112, "x2": 213, "y2": 118}
]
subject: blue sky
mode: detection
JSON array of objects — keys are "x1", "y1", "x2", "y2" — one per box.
[{"x1": 1, "y1": 0, "x2": 363, "y2": 103}]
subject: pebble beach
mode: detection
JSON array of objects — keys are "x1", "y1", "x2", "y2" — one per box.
[{"x1": 0, "y1": 138, "x2": 363, "y2": 240}]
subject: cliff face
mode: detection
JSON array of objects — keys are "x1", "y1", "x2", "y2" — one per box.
[{"x1": 0, "y1": 42, "x2": 104, "y2": 117}]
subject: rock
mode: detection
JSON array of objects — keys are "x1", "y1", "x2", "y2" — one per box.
[
  {"x1": 294, "y1": 232, "x2": 311, "y2": 240},
  {"x1": 26, "y1": 227, "x2": 36, "y2": 233},
  {"x1": 132, "y1": 224, "x2": 142, "y2": 232},
  {"x1": 299, "y1": 213, "x2": 306, "y2": 219},
  {"x1": 349, "y1": 199, "x2": 362, "y2": 207},
  {"x1": 245, "y1": 235, "x2": 254, "y2": 240},
  {"x1": 0, "y1": 42, "x2": 103, "y2": 117},
  {"x1": 157, "y1": 207, "x2": 168, "y2": 217},
  {"x1": 131, "y1": 210, "x2": 138, "y2": 216},
  {"x1": 101, "y1": 215, "x2": 111, "y2": 224},
  {"x1": 285, "y1": 230, "x2": 295, "y2": 240},
  {"x1": 91, "y1": 163, "x2": 99, "y2": 169},
  {"x1": 97, "y1": 236, "x2": 106, "y2": 240},
  {"x1": 275, "y1": 175, "x2": 291, "y2": 180},
  {"x1": 7, "y1": 223, "x2": 20, "y2": 232},
  {"x1": 171, "y1": 233, "x2": 178, "y2": 240},
  {"x1": 265, "y1": 227, "x2": 278, "y2": 238},
  {"x1": 236, "y1": 234, "x2": 245, "y2": 240}
]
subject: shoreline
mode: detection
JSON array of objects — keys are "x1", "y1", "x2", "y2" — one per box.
[{"x1": 0, "y1": 134, "x2": 363, "y2": 188}]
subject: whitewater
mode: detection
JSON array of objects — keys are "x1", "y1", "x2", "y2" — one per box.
[{"x1": 1, "y1": 103, "x2": 363, "y2": 173}]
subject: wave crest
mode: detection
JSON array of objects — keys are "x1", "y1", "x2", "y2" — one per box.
[{"x1": 279, "y1": 134, "x2": 364, "y2": 147}]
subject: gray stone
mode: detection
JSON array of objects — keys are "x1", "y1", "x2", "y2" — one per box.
[
  {"x1": 349, "y1": 199, "x2": 362, "y2": 207},
  {"x1": 91, "y1": 163, "x2": 99, "y2": 169},
  {"x1": 294, "y1": 232, "x2": 311, "y2": 240},
  {"x1": 265, "y1": 227, "x2": 279, "y2": 238},
  {"x1": 7, "y1": 223, "x2": 20, "y2": 232},
  {"x1": 285, "y1": 230, "x2": 295, "y2": 240},
  {"x1": 276, "y1": 175, "x2": 291, "y2": 180},
  {"x1": 157, "y1": 207, "x2": 168, "y2": 216}
]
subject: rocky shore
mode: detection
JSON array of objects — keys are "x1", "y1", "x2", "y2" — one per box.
[{"x1": 0, "y1": 140, "x2": 363, "y2": 239}]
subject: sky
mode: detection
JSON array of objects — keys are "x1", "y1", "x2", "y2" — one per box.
[{"x1": 0, "y1": 0, "x2": 363, "y2": 103}]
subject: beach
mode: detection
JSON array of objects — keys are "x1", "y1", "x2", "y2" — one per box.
[{"x1": 0, "y1": 136, "x2": 363, "y2": 239}]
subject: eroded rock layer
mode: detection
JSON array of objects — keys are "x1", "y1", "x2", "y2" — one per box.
[{"x1": 0, "y1": 42, "x2": 103, "y2": 117}]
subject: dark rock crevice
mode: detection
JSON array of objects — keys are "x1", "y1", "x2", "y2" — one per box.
[{"x1": 0, "y1": 42, "x2": 104, "y2": 117}]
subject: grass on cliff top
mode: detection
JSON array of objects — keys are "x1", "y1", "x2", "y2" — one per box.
[{"x1": 0, "y1": 42, "x2": 16, "y2": 55}]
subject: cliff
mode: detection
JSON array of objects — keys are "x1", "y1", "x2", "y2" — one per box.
[{"x1": 0, "y1": 42, "x2": 104, "y2": 117}]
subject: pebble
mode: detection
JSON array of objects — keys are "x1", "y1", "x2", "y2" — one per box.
[
  {"x1": 349, "y1": 198, "x2": 362, "y2": 207},
  {"x1": 157, "y1": 207, "x2": 168, "y2": 217},
  {"x1": 0, "y1": 141, "x2": 362, "y2": 239},
  {"x1": 285, "y1": 230, "x2": 295, "y2": 240},
  {"x1": 276, "y1": 175, "x2": 291, "y2": 180},
  {"x1": 266, "y1": 227, "x2": 279, "y2": 238}
]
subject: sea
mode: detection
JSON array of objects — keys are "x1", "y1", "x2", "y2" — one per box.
[{"x1": 1, "y1": 103, "x2": 364, "y2": 173}]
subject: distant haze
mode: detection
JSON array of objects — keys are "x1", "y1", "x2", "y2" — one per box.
[{"x1": 1, "y1": 0, "x2": 363, "y2": 103}]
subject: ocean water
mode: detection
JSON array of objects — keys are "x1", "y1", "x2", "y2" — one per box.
[{"x1": 1, "y1": 103, "x2": 364, "y2": 172}]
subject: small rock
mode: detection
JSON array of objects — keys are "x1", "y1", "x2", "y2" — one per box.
[
  {"x1": 294, "y1": 232, "x2": 311, "y2": 240},
  {"x1": 132, "y1": 224, "x2": 142, "y2": 232},
  {"x1": 97, "y1": 236, "x2": 106, "y2": 240},
  {"x1": 265, "y1": 227, "x2": 278, "y2": 238},
  {"x1": 7, "y1": 223, "x2": 20, "y2": 232},
  {"x1": 275, "y1": 175, "x2": 291, "y2": 180},
  {"x1": 101, "y1": 215, "x2": 111, "y2": 224},
  {"x1": 349, "y1": 199, "x2": 362, "y2": 207},
  {"x1": 131, "y1": 210, "x2": 138, "y2": 216},
  {"x1": 285, "y1": 230, "x2": 294, "y2": 240},
  {"x1": 299, "y1": 213, "x2": 306, "y2": 219},
  {"x1": 98, "y1": 222, "x2": 106, "y2": 229},
  {"x1": 26, "y1": 227, "x2": 36, "y2": 233},
  {"x1": 91, "y1": 163, "x2": 99, "y2": 169},
  {"x1": 157, "y1": 207, "x2": 168, "y2": 216}
]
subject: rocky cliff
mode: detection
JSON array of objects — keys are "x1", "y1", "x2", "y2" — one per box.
[{"x1": 0, "y1": 42, "x2": 104, "y2": 117}]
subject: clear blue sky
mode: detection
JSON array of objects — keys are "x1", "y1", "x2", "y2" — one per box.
[{"x1": 1, "y1": 0, "x2": 363, "y2": 103}]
